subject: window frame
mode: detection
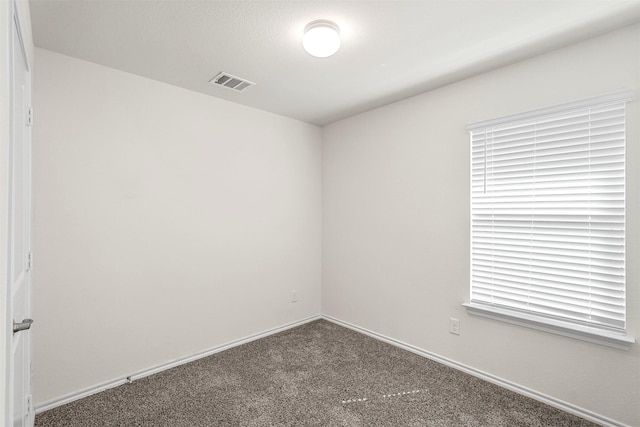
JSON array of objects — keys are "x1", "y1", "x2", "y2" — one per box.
[{"x1": 465, "y1": 91, "x2": 635, "y2": 350}]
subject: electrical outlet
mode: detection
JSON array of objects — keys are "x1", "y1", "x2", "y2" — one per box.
[
  {"x1": 449, "y1": 318, "x2": 460, "y2": 335},
  {"x1": 291, "y1": 290, "x2": 297, "y2": 303}
]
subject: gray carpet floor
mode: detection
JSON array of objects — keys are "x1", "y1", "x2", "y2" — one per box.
[{"x1": 35, "y1": 319, "x2": 600, "y2": 426}]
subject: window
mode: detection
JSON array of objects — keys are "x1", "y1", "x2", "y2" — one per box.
[{"x1": 466, "y1": 91, "x2": 634, "y2": 349}]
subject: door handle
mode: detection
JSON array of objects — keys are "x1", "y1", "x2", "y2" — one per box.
[{"x1": 13, "y1": 318, "x2": 33, "y2": 334}]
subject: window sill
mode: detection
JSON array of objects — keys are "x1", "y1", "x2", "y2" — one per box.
[{"x1": 463, "y1": 302, "x2": 635, "y2": 351}]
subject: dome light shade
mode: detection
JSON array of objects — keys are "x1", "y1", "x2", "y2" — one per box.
[{"x1": 303, "y1": 20, "x2": 341, "y2": 58}]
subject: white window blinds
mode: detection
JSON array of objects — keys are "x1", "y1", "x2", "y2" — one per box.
[{"x1": 468, "y1": 92, "x2": 631, "y2": 333}]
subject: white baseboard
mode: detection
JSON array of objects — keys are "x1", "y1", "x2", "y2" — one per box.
[
  {"x1": 35, "y1": 314, "x2": 321, "y2": 414},
  {"x1": 36, "y1": 313, "x2": 623, "y2": 426},
  {"x1": 321, "y1": 314, "x2": 622, "y2": 427}
]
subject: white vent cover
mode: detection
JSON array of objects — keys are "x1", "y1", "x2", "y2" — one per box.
[{"x1": 209, "y1": 72, "x2": 255, "y2": 92}]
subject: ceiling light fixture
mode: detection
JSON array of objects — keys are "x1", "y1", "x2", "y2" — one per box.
[{"x1": 303, "y1": 20, "x2": 341, "y2": 58}]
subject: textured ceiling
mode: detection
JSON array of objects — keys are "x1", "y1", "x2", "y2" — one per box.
[{"x1": 29, "y1": 0, "x2": 640, "y2": 126}]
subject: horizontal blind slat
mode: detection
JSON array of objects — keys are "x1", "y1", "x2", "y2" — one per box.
[{"x1": 469, "y1": 96, "x2": 627, "y2": 332}]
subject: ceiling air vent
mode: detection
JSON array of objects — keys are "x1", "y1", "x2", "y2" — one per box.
[{"x1": 209, "y1": 72, "x2": 255, "y2": 92}]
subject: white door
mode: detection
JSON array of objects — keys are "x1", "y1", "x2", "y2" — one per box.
[{"x1": 8, "y1": 6, "x2": 33, "y2": 427}]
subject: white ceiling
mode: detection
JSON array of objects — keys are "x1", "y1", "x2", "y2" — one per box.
[{"x1": 29, "y1": 0, "x2": 640, "y2": 126}]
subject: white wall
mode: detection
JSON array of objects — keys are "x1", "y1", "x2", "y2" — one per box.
[
  {"x1": 32, "y1": 48, "x2": 322, "y2": 406},
  {"x1": 322, "y1": 24, "x2": 640, "y2": 426},
  {"x1": 31, "y1": 19, "x2": 640, "y2": 426},
  {"x1": 1, "y1": 0, "x2": 33, "y2": 421}
]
